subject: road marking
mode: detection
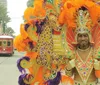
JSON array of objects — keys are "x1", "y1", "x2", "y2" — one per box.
[{"x1": 0, "y1": 57, "x2": 10, "y2": 65}]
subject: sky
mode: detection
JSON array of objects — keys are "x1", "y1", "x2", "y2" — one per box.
[{"x1": 7, "y1": 0, "x2": 28, "y2": 35}]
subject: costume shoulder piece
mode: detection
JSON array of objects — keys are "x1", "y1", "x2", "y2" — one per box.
[{"x1": 14, "y1": 0, "x2": 74, "y2": 85}]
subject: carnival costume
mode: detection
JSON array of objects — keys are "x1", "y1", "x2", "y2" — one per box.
[{"x1": 14, "y1": 0, "x2": 100, "y2": 85}]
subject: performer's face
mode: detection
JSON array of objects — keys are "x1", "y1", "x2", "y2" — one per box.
[{"x1": 77, "y1": 33, "x2": 90, "y2": 49}]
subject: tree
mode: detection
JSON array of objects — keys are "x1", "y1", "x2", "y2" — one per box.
[
  {"x1": 0, "y1": 3, "x2": 11, "y2": 33},
  {"x1": 0, "y1": 3, "x2": 10, "y2": 24},
  {"x1": 5, "y1": 27, "x2": 15, "y2": 35},
  {"x1": 27, "y1": 0, "x2": 34, "y2": 7}
]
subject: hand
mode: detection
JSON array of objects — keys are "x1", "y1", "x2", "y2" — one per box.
[
  {"x1": 66, "y1": 59, "x2": 75, "y2": 70},
  {"x1": 94, "y1": 59, "x2": 100, "y2": 70},
  {"x1": 66, "y1": 62, "x2": 73, "y2": 70}
]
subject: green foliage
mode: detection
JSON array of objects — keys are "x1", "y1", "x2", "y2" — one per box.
[
  {"x1": 0, "y1": 3, "x2": 10, "y2": 24},
  {"x1": 5, "y1": 27, "x2": 15, "y2": 35},
  {"x1": 27, "y1": 0, "x2": 34, "y2": 7},
  {"x1": 26, "y1": 0, "x2": 54, "y2": 7},
  {"x1": 47, "y1": 0, "x2": 53, "y2": 4}
]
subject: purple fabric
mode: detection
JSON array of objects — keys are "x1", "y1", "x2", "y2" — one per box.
[
  {"x1": 17, "y1": 57, "x2": 30, "y2": 73},
  {"x1": 35, "y1": 21, "x2": 42, "y2": 34},
  {"x1": 18, "y1": 74, "x2": 30, "y2": 85},
  {"x1": 35, "y1": 19, "x2": 46, "y2": 34},
  {"x1": 24, "y1": 24, "x2": 30, "y2": 31},
  {"x1": 28, "y1": 41, "x2": 34, "y2": 50},
  {"x1": 45, "y1": 71, "x2": 61, "y2": 85}
]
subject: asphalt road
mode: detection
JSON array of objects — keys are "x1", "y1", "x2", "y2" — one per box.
[{"x1": 0, "y1": 50, "x2": 25, "y2": 85}]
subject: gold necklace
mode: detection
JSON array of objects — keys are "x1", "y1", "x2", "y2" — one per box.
[
  {"x1": 76, "y1": 47, "x2": 92, "y2": 63},
  {"x1": 77, "y1": 46, "x2": 90, "y2": 52}
]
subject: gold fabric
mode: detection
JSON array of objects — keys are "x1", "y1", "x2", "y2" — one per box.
[{"x1": 74, "y1": 80, "x2": 96, "y2": 85}]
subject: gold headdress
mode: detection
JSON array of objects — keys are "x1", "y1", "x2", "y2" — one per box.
[
  {"x1": 75, "y1": 6, "x2": 93, "y2": 42},
  {"x1": 58, "y1": 0, "x2": 100, "y2": 50},
  {"x1": 75, "y1": 7, "x2": 92, "y2": 32}
]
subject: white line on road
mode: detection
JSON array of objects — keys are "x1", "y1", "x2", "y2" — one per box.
[{"x1": 0, "y1": 57, "x2": 10, "y2": 65}]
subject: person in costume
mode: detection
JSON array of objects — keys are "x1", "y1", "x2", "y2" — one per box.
[
  {"x1": 65, "y1": 7, "x2": 97, "y2": 85},
  {"x1": 14, "y1": 0, "x2": 100, "y2": 85},
  {"x1": 58, "y1": 0, "x2": 100, "y2": 85}
]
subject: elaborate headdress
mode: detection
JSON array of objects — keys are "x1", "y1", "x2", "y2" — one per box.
[
  {"x1": 75, "y1": 6, "x2": 93, "y2": 42},
  {"x1": 59, "y1": 0, "x2": 100, "y2": 50}
]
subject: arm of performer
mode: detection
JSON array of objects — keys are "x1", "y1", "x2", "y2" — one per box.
[
  {"x1": 94, "y1": 59, "x2": 100, "y2": 84},
  {"x1": 65, "y1": 59, "x2": 75, "y2": 77}
]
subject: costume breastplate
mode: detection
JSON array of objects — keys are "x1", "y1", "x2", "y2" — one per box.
[{"x1": 75, "y1": 48, "x2": 94, "y2": 84}]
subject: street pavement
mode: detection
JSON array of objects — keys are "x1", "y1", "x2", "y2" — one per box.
[{"x1": 0, "y1": 50, "x2": 25, "y2": 85}]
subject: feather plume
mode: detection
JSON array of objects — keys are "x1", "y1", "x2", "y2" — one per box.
[
  {"x1": 17, "y1": 57, "x2": 30, "y2": 73},
  {"x1": 45, "y1": 71, "x2": 61, "y2": 85},
  {"x1": 18, "y1": 74, "x2": 30, "y2": 85}
]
